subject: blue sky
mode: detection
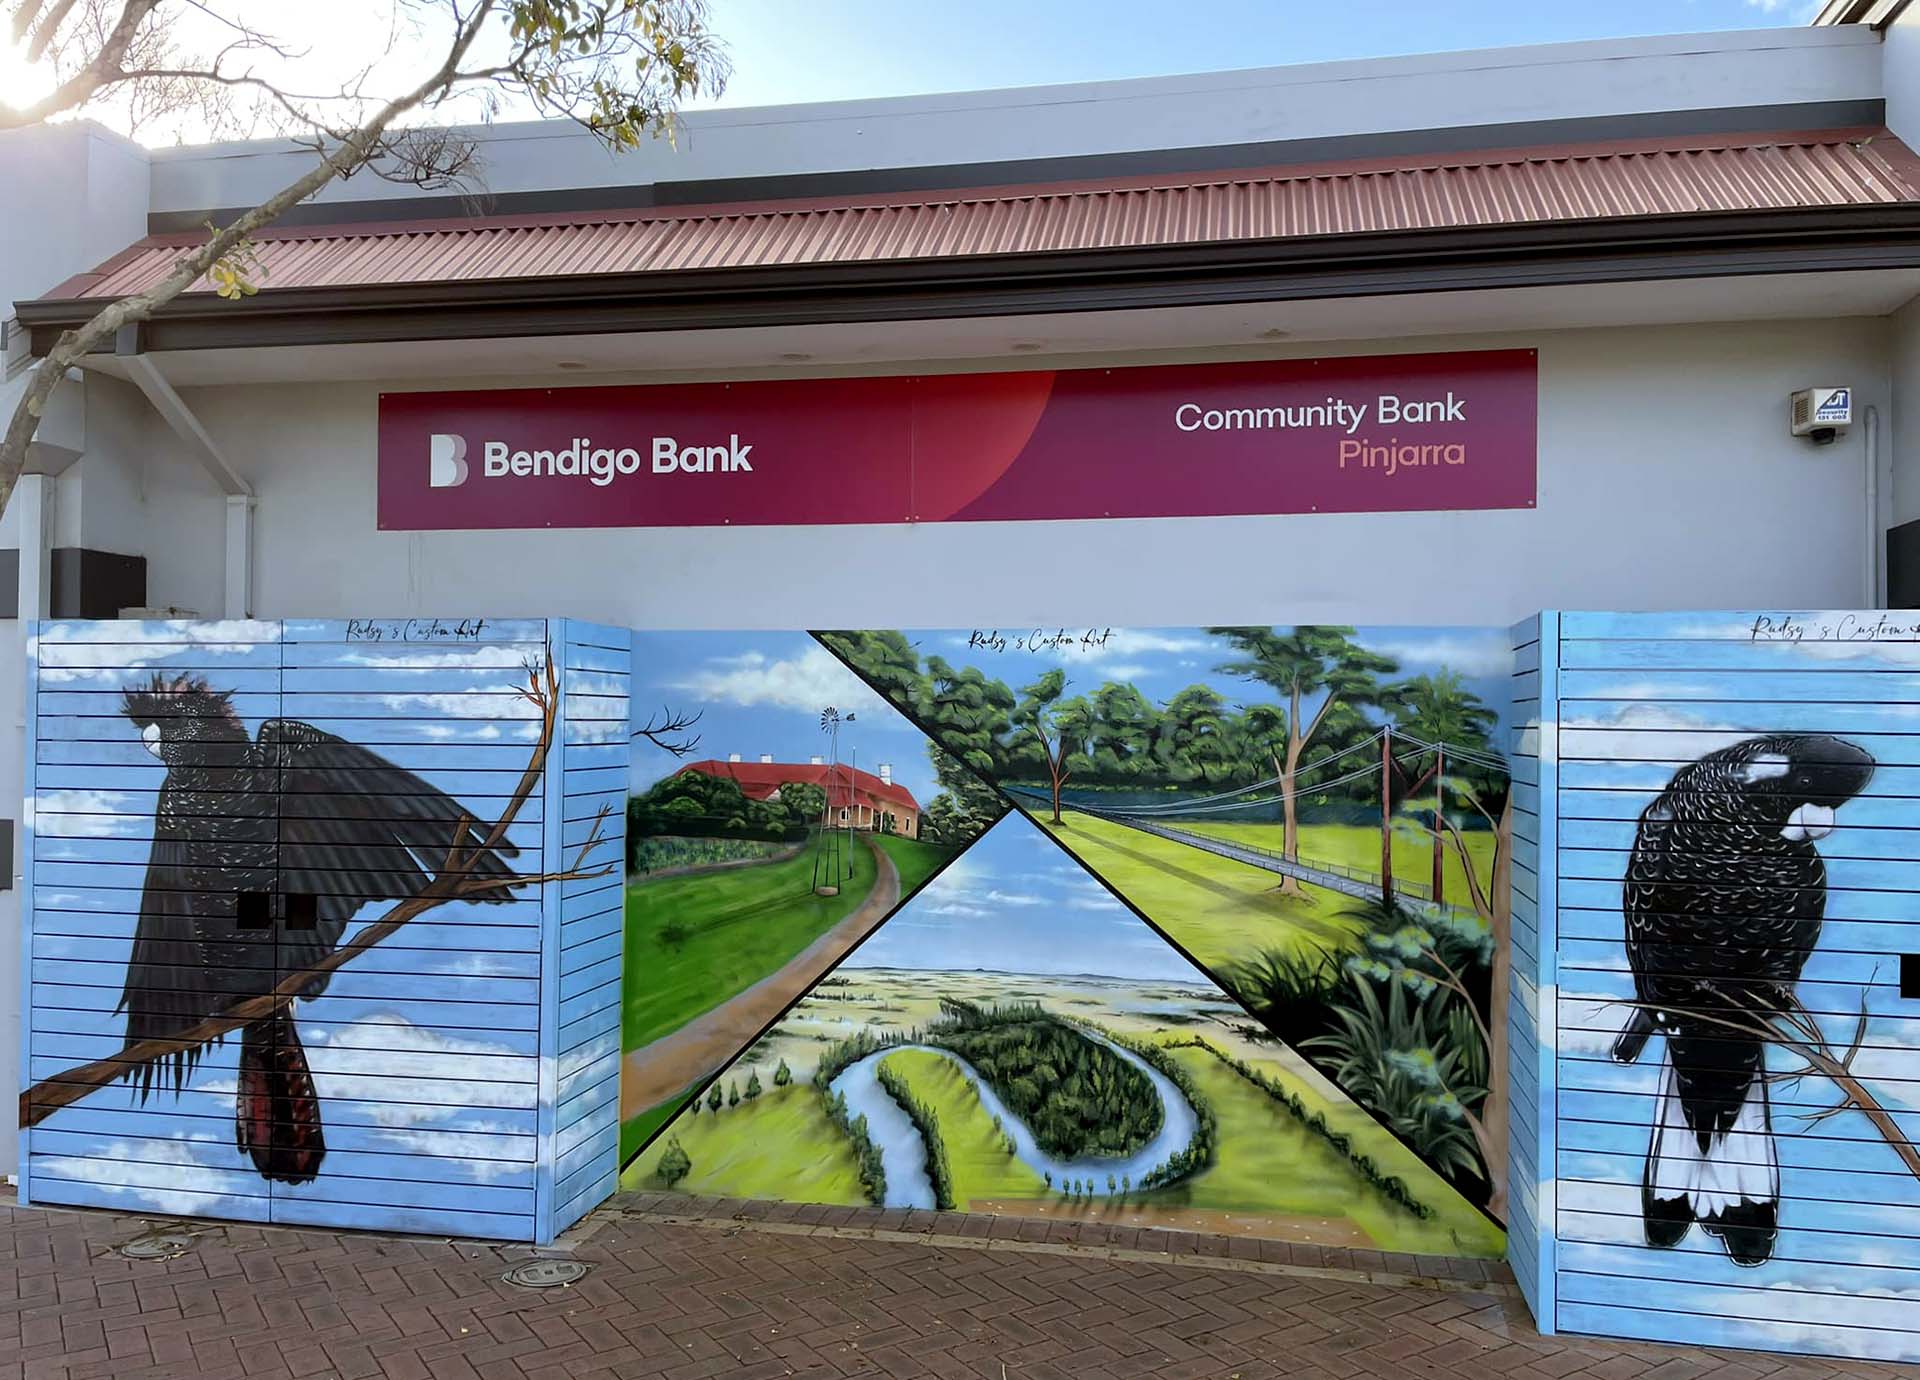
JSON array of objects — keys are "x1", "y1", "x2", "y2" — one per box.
[
  {"x1": 630, "y1": 631, "x2": 943, "y2": 806},
  {"x1": 847, "y1": 810, "x2": 1218, "y2": 983},
  {"x1": 701, "y1": 1, "x2": 1812, "y2": 108}
]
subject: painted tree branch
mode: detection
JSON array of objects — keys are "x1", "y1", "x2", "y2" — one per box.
[
  {"x1": 19, "y1": 650, "x2": 614, "y2": 1129},
  {"x1": 1623, "y1": 991, "x2": 1920, "y2": 1182}
]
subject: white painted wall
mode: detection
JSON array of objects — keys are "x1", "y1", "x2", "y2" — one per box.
[
  {"x1": 1893, "y1": 296, "x2": 1920, "y2": 532},
  {"x1": 0, "y1": 124, "x2": 152, "y2": 1179},
  {"x1": 145, "y1": 27, "x2": 1882, "y2": 216},
  {"x1": 126, "y1": 318, "x2": 1891, "y2": 633},
  {"x1": 1886, "y1": 4, "x2": 1919, "y2": 146}
]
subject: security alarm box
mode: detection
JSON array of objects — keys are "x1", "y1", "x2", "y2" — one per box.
[{"x1": 1790, "y1": 387, "x2": 1852, "y2": 436}]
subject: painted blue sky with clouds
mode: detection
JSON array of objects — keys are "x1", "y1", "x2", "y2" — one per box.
[
  {"x1": 847, "y1": 811, "x2": 1216, "y2": 985},
  {"x1": 630, "y1": 631, "x2": 943, "y2": 806}
]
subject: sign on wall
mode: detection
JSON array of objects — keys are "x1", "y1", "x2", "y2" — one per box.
[{"x1": 377, "y1": 350, "x2": 1537, "y2": 530}]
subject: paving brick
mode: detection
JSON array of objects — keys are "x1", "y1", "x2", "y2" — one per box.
[{"x1": 0, "y1": 1197, "x2": 1912, "y2": 1380}]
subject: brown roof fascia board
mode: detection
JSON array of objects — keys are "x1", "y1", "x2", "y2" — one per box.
[{"x1": 20, "y1": 205, "x2": 1920, "y2": 357}]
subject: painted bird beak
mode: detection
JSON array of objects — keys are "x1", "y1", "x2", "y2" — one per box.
[
  {"x1": 141, "y1": 723, "x2": 162, "y2": 759},
  {"x1": 1781, "y1": 802, "x2": 1836, "y2": 843}
]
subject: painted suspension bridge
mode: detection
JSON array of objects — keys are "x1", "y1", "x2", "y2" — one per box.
[{"x1": 1011, "y1": 725, "x2": 1505, "y2": 917}]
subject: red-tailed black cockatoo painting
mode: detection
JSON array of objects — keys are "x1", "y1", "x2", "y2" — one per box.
[
  {"x1": 1612, "y1": 733, "x2": 1874, "y2": 1266},
  {"x1": 118, "y1": 673, "x2": 520, "y2": 1184}
]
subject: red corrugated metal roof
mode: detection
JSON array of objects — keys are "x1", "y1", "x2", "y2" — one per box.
[
  {"x1": 677, "y1": 759, "x2": 919, "y2": 813},
  {"x1": 45, "y1": 130, "x2": 1920, "y2": 303}
]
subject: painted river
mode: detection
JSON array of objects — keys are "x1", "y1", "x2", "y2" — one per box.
[{"x1": 827, "y1": 1030, "x2": 1200, "y2": 1210}]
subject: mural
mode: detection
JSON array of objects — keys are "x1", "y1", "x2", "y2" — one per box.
[
  {"x1": 1542, "y1": 610, "x2": 1920, "y2": 1364},
  {"x1": 629, "y1": 810, "x2": 1504, "y2": 1255},
  {"x1": 22, "y1": 618, "x2": 622, "y2": 1241},
  {"x1": 1615, "y1": 734, "x2": 1875, "y2": 1266},
  {"x1": 817, "y1": 626, "x2": 1514, "y2": 1218},
  {"x1": 616, "y1": 633, "x2": 1002, "y2": 1163},
  {"x1": 115, "y1": 672, "x2": 521, "y2": 1186}
]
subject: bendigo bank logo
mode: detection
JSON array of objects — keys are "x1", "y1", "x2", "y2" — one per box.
[
  {"x1": 428, "y1": 434, "x2": 470, "y2": 488},
  {"x1": 426, "y1": 431, "x2": 754, "y2": 489}
]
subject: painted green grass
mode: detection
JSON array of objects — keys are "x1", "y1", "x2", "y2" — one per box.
[
  {"x1": 1164, "y1": 1046, "x2": 1504, "y2": 1257},
  {"x1": 879, "y1": 1049, "x2": 1048, "y2": 1203},
  {"x1": 1176, "y1": 821, "x2": 1496, "y2": 912},
  {"x1": 623, "y1": 838, "x2": 878, "y2": 1054},
  {"x1": 622, "y1": 1084, "x2": 867, "y2": 1202},
  {"x1": 619, "y1": 1085, "x2": 694, "y2": 1163},
  {"x1": 1038, "y1": 813, "x2": 1494, "y2": 976},
  {"x1": 870, "y1": 835, "x2": 959, "y2": 900},
  {"x1": 1038, "y1": 811, "x2": 1368, "y2": 969}
]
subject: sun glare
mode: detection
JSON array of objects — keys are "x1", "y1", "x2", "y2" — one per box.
[{"x1": 0, "y1": 36, "x2": 58, "y2": 115}]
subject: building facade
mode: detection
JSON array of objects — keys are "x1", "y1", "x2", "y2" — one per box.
[{"x1": 4, "y1": 0, "x2": 1920, "y2": 1365}]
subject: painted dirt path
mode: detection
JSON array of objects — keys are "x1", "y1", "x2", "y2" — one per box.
[{"x1": 619, "y1": 834, "x2": 902, "y2": 1122}]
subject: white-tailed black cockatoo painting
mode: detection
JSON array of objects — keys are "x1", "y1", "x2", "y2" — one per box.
[
  {"x1": 117, "y1": 673, "x2": 519, "y2": 1185},
  {"x1": 1612, "y1": 733, "x2": 1875, "y2": 1266}
]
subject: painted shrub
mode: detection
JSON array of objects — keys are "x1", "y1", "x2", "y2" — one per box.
[
  {"x1": 615, "y1": 632, "x2": 1002, "y2": 1163},
  {"x1": 630, "y1": 811, "x2": 1505, "y2": 1257},
  {"x1": 815, "y1": 625, "x2": 1515, "y2": 1218}
]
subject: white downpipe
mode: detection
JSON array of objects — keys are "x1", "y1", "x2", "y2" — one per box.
[
  {"x1": 1865, "y1": 404, "x2": 1882, "y2": 608},
  {"x1": 223, "y1": 495, "x2": 254, "y2": 619}
]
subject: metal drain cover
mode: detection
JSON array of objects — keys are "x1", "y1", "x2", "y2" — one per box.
[
  {"x1": 503, "y1": 1258, "x2": 588, "y2": 1289},
  {"x1": 117, "y1": 1232, "x2": 196, "y2": 1261}
]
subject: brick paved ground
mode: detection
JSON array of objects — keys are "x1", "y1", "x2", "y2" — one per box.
[{"x1": 0, "y1": 1189, "x2": 1908, "y2": 1380}]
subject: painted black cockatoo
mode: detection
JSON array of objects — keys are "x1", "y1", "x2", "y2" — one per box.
[
  {"x1": 1613, "y1": 733, "x2": 1873, "y2": 1266},
  {"x1": 119, "y1": 673, "x2": 519, "y2": 1184}
]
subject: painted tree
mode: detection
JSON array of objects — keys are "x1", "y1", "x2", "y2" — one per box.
[
  {"x1": 1210, "y1": 627, "x2": 1397, "y2": 897},
  {"x1": 1156, "y1": 684, "x2": 1235, "y2": 785},
  {"x1": 655, "y1": 1136, "x2": 693, "y2": 1187},
  {"x1": 1087, "y1": 681, "x2": 1159, "y2": 781},
  {"x1": 0, "y1": 1, "x2": 727, "y2": 507},
  {"x1": 1013, "y1": 670, "x2": 1094, "y2": 824},
  {"x1": 923, "y1": 656, "x2": 1017, "y2": 777},
  {"x1": 1385, "y1": 671, "x2": 1498, "y2": 904}
]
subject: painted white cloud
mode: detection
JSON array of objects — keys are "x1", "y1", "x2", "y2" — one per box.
[
  {"x1": 667, "y1": 643, "x2": 885, "y2": 716},
  {"x1": 372, "y1": 691, "x2": 540, "y2": 718},
  {"x1": 35, "y1": 620, "x2": 278, "y2": 683},
  {"x1": 1368, "y1": 630, "x2": 1513, "y2": 678},
  {"x1": 33, "y1": 790, "x2": 142, "y2": 838},
  {"x1": 338, "y1": 646, "x2": 533, "y2": 672},
  {"x1": 1558, "y1": 701, "x2": 1746, "y2": 763}
]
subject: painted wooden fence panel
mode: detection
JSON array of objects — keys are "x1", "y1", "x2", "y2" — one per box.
[
  {"x1": 1524, "y1": 609, "x2": 1920, "y2": 1366},
  {"x1": 20, "y1": 617, "x2": 626, "y2": 1245},
  {"x1": 1505, "y1": 614, "x2": 1556, "y2": 1328}
]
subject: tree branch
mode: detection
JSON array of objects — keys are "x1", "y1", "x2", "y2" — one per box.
[
  {"x1": 0, "y1": 0, "x2": 497, "y2": 515},
  {"x1": 1, "y1": 0, "x2": 162, "y2": 125},
  {"x1": 1623, "y1": 993, "x2": 1920, "y2": 1182},
  {"x1": 18, "y1": 643, "x2": 614, "y2": 1129}
]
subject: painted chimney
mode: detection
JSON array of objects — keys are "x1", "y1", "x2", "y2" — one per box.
[
  {"x1": 727, "y1": 753, "x2": 741, "y2": 763},
  {"x1": 809, "y1": 755, "x2": 824, "y2": 765},
  {"x1": 759, "y1": 754, "x2": 774, "y2": 764},
  {"x1": 879, "y1": 763, "x2": 892, "y2": 785}
]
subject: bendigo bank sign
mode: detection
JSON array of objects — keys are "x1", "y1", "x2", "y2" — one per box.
[{"x1": 377, "y1": 348, "x2": 1536, "y2": 530}]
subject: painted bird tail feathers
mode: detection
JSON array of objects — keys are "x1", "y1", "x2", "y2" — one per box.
[
  {"x1": 236, "y1": 1010, "x2": 327, "y2": 1185},
  {"x1": 1644, "y1": 1055, "x2": 1779, "y2": 1266}
]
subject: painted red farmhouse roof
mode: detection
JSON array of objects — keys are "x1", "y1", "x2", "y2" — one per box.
[
  {"x1": 678, "y1": 758, "x2": 919, "y2": 813},
  {"x1": 40, "y1": 129, "x2": 1920, "y2": 304}
]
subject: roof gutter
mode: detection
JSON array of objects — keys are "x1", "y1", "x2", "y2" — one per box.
[{"x1": 17, "y1": 205, "x2": 1920, "y2": 356}]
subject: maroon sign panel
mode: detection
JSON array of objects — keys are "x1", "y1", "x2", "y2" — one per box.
[{"x1": 377, "y1": 349, "x2": 1536, "y2": 530}]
